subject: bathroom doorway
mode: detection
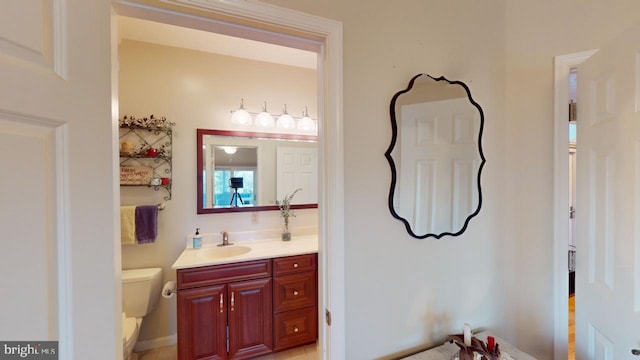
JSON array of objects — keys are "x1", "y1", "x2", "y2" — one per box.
[
  {"x1": 567, "y1": 67, "x2": 577, "y2": 360},
  {"x1": 113, "y1": 1, "x2": 344, "y2": 358},
  {"x1": 553, "y1": 50, "x2": 596, "y2": 360}
]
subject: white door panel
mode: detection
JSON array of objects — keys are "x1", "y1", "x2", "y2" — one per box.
[
  {"x1": 0, "y1": 118, "x2": 60, "y2": 340},
  {"x1": 398, "y1": 98, "x2": 479, "y2": 235},
  {"x1": 576, "y1": 24, "x2": 640, "y2": 359},
  {"x1": 277, "y1": 146, "x2": 318, "y2": 204},
  {"x1": 0, "y1": 1, "x2": 116, "y2": 359}
]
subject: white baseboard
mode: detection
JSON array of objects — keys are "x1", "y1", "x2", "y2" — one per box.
[{"x1": 134, "y1": 334, "x2": 177, "y2": 352}]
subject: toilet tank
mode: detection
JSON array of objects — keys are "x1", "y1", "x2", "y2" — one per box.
[{"x1": 122, "y1": 268, "x2": 163, "y2": 318}]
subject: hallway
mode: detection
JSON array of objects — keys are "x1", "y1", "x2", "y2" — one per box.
[{"x1": 569, "y1": 295, "x2": 575, "y2": 360}]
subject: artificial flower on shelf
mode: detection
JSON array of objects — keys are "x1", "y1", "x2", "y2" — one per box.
[
  {"x1": 119, "y1": 114, "x2": 175, "y2": 129},
  {"x1": 276, "y1": 188, "x2": 302, "y2": 241}
]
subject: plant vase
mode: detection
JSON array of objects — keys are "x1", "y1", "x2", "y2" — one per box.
[
  {"x1": 282, "y1": 220, "x2": 291, "y2": 241},
  {"x1": 278, "y1": 188, "x2": 302, "y2": 241}
]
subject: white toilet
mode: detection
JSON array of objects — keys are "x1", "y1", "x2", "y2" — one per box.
[{"x1": 122, "y1": 267, "x2": 163, "y2": 360}]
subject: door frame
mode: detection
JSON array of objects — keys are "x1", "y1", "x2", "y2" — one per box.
[
  {"x1": 112, "y1": 1, "x2": 345, "y2": 358},
  {"x1": 552, "y1": 49, "x2": 597, "y2": 360}
]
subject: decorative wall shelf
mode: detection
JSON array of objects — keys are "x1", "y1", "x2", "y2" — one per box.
[{"x1": 119, "y1": 115, "x2": 175, "y2": 200}]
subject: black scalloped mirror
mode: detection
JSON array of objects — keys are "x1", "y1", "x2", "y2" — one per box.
[{"x1": 385, "y1": 74, "x2": 486, "y2": 239}]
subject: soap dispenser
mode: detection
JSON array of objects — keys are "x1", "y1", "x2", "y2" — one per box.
[{"x1": 193, "y1": 228, "x2": 202, "y2": 249}]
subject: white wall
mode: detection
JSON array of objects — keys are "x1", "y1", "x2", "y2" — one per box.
[
  {"x1": 116, "y1": 2, "x2": 640, "y2": 358},
  {"x1": 252, "y1": 1, "x2": 640, "y2": 358},
  {"x1": 118, "y1": 40, "x2": 318, "y2": 342},
  {"x1": 262, "y1": 1, "x2": 508, "y2": 358}
]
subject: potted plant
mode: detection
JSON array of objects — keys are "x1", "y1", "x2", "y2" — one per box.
[{"x1": 277, "y1": 188, "x2": 302, "y2": 241}]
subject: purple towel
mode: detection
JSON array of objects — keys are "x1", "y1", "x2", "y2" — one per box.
[{"x1": 135, "y1": 205, "x2": 158, "y2": 243}]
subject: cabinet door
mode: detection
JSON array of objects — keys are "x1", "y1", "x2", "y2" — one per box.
[
  {"x1": 227, "y1": 278, "x2": 273, "y2": 359},
  {"x1": 178, "y1": 285, "x2": 227, "y2": 360}
]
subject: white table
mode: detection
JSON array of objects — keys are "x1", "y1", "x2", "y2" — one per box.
[{"x1": 402, "y1": 332, "x2": 536, "y2": 360}]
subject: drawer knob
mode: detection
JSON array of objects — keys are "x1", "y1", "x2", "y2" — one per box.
[
  {"x1": 293, "y1": 290, "x2": 299, "y2": 296},
  {"x1": 294, "y1": 326, "x2": 299, "y2": 333},
  {"x1": 293, "y1": 263, "x2": 299, "y2": 268}
]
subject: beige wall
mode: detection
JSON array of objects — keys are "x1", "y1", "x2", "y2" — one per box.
[
  {"x1": 227, "y1": 0, "x2": 640, "y2": 358},
  {"x1": 118, "y1": 1, "x2": 640, "y2": 358},
  {"x1": 118, "y1": 40, "x2": 318, "y2": 343},
  {"x1": 262, "y1": 1, "x2": 508, "y2": 358}
]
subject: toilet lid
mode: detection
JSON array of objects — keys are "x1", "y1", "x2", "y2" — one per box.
[{"x1": 123, "y1": 316, "x2": 138, "y2": 342}]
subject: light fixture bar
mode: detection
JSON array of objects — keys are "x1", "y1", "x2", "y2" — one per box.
[{"x1": 229, "y1": 99, "x2": 317, "y2": 133}]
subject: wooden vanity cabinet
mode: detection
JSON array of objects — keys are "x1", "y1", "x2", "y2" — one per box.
[
  {"x1": 176, "y1": 254, "x2": 318, "y2": 359},
  {"x1": 272, "y1": 254, "x2": 318, "y2": 351},
  {"x1": 177, "y1": 259, "x2": 273, "y2": 360}
]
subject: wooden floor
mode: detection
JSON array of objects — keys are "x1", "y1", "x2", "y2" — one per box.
[{"x1": 569, "y1": 295, "x2": 575, "y2": 360}]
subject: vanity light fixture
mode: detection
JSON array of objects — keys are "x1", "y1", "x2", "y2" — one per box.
[
  {"x1": 229, "y1": 100, "x2": 317, "y2": 134},
  {"x1": 276, "y1": 104, "x2": 295, "y2": 129},
  {"x1": 231, "y1": 99, "x2": 252, "y2": 126},
  {"x1": 254, "y1": 101, "x2": 275, "y2": 128},
  {"x1": 297, "y1": 106, "x2": 316, "y2": 132}
]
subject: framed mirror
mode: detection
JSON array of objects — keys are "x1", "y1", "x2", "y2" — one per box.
[
  {"x1": 197, "y1": 129, "x2": 318, "y2": 214},
  {"x1": 385, "y1": 74, "x2": 486, "y2": 238}
]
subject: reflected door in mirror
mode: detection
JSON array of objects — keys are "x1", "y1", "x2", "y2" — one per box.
[
  {"x1": 277, "y1": 146, "x2": 318, "y2": 204},
  {"x1": 386, "y1": 74, "x2": 485, "y2": 239}
]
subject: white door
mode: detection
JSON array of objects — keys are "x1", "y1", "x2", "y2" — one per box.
[
  {"x1": 575, "y1": 25, "x2": 640, "y2": 359},
  {"x1": 0, "y1": 2, "x2": 117, "y2": 359},
  {"x1": 398, "y1": 98, "x2": 479, "y2": 234},
  {"x1": 276, "y1": 146, "x2": 318, "y2": 204}
]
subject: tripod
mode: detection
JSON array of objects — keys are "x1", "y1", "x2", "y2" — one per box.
[{"x1": 230, "y1": 187, "x2": 245, "y2": 207}]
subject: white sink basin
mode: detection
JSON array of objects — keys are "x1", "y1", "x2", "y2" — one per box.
[{"x1": 195, "y1": 245, "x2": 251, "y2": 259}]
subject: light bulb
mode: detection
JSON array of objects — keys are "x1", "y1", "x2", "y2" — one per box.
[
  {"x1": 222, "y1": 146, "x2": 237, "y2": 154},
  {"x1": 276, "y1": 104, "x2": 295, "y2": 129},
  {"x1": 231, "y1": 99, "x2": 252, "y2": 126},
  {"x1": 297, "y1": 106, "x2": 316, "y2": 132},
  {"x1": 255, "y1": 101, "x2": 275, "y2": 128}
]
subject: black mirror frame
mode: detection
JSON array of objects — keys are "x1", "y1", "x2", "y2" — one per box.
[{"x1": 384, "y1": 74, "x2": 486, "y2": 239}]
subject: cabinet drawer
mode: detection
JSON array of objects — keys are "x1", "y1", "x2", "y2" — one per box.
[
  {"x1": 177, "y1": 259, "x2": 271, "y2": 290},
  {"x1": 273, "y1": 306, "x2": 318, "y2": 351},
  {"x1": 273, "y1": 254, "x2": 317, "y2": 276},
  {"x1": 273, "y1": 271, "x2": 317, "y2": 313}
]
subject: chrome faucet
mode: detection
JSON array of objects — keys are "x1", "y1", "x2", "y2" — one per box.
[{"x1": 218, "y1": 231, "x2": 233, "y2": 246}]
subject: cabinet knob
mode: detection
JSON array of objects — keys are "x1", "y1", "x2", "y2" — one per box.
[
  {"x1": 219, "y1": 294, "x2": 224, "y2": 313},
  {"x1": 230, "y1": 292, "x2": 235, "y2": 312},
  {"x1": 293, "y1": 326, "x2": 299, "y2": 333},
  {"x1": 293, "y1": 263, "x2": 299, "y2": 268},
  {"x1": 293, "y1": 290, "x2": 299, "y2": 296}
]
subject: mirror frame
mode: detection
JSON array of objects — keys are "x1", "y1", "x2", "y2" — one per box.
[
  {"x1": 384, "y1": 74, "x2": 486, "y2": 239},
  {"x1": 197, "y1": 128, "x2": 319, "y2": 214}
]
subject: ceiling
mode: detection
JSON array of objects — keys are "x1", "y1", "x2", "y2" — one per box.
[{"x1": 118, "y1": 16, "x2": 317, "y2": 70}]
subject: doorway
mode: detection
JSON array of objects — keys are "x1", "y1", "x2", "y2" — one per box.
[
  {"x1": 112, "y1": 1, "x2": 345, "y2": 359},
  {"x1": 553, "y1": 50, "x2": 597, "y2": 360},
  {"x1": 567, "y1": 67, "x2": 577, "y2": 360}
]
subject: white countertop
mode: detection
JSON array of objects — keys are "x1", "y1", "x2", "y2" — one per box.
[{"x1": 171, "y1": 235, "x2": 318, "y2": 270}]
